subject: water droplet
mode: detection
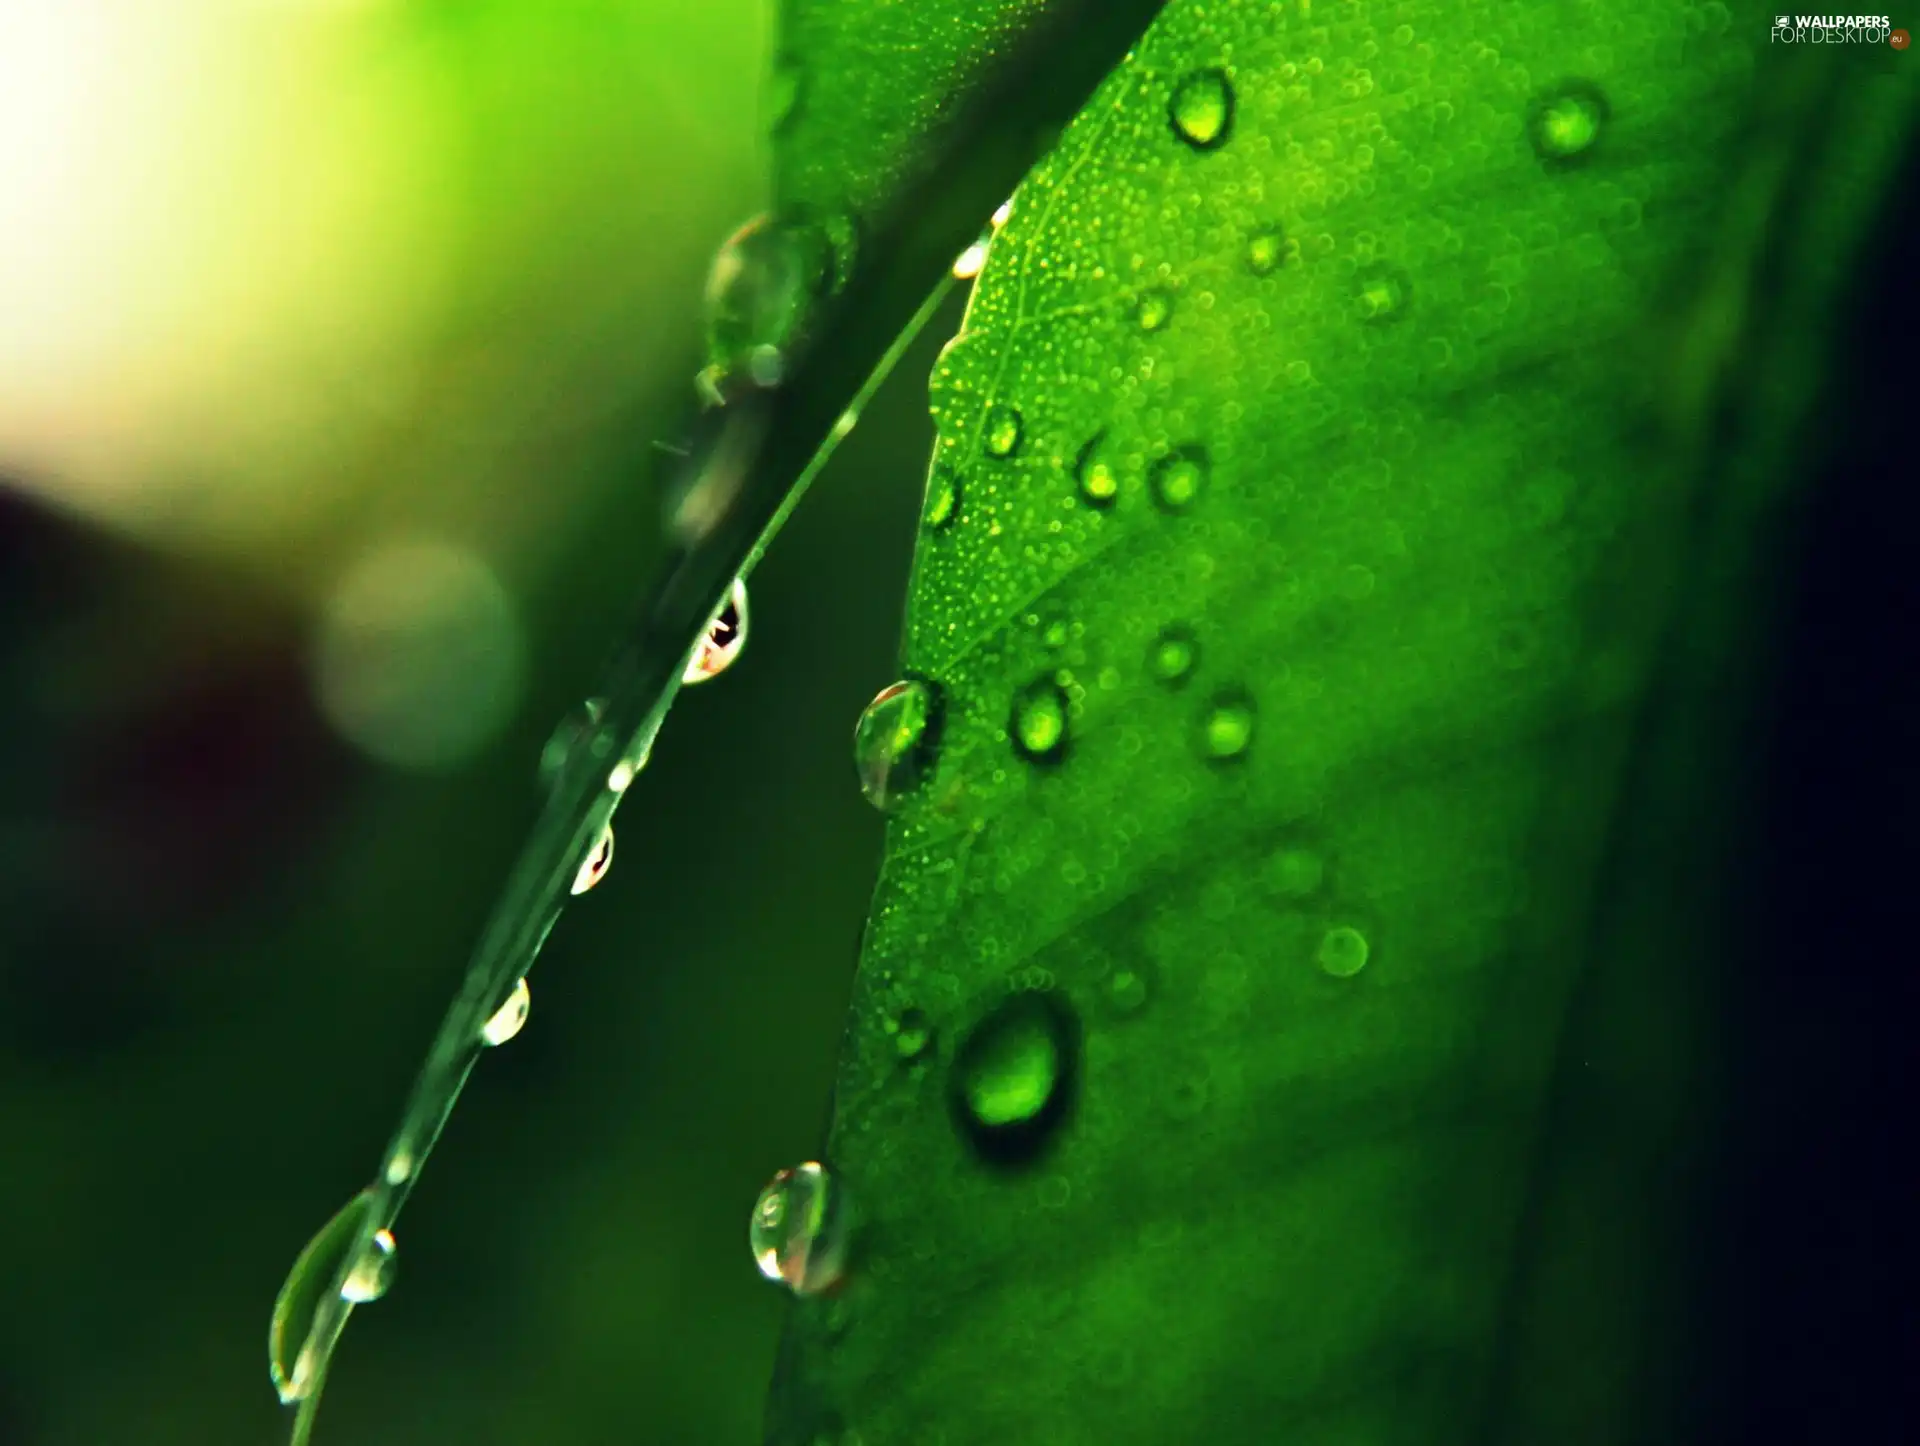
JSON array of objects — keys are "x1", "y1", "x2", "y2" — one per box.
[
  {"x1": 1103, "y1": 966, "x2": 1149, "y2": 1016},
  {"x1": 1318, "y1": 925, "x2": 1371, "y2": 978},
  {"x1": 952, "y1": 991, "x2": 1079, "y2": 1165},
  {"x1": 952, "y1": 229, "x2": 992, "y2": 279},
  {"x1": 983, "y1": 404, "x2": 1024, "y2": 458},
  {"x1": 704, "y1": 214, "x2": 829, "y2": 391},
  {"x1": 1528, "y1": 80, "x2": 1609, "y2": 165},
  {"x1": 1073, "y1": 432, "x2": 1119, "y2": 509},
  {"x1": 1149, "y1": 445, "x2": 1209, "y2": 513},
  {"x1": 1353, "y1": 263, "x2": 1411, "y2": 324},
  {"x1": 1270, "y1": 847, "x2": 1324, "y2": 898},
  {"x1": 480, "y1": 977, "x2": 531, "y2": 1047},
  {"x1": 684, "y1": 577, "x2": 749, "y2": 684},
  {"x1": 1148, "y1": 625, "x2": 1199, "y2": 686},
  {"x1": 1039, "y1": 616, "x2": 1071, "y2": 650},
  {"x1": 853, "y1": 678, "x2": 944, "y2": 812},
  {"x1": 570, "y1": 824, "x2": 614, "y2": 895},
  {"x1": 538, "y1": 697, "x2": 607, "y2": 792},
  {"x1": 1197, "y1": 688, "x2": 1255, "y2": 762},
  {"x1": 924, "y1": 465, "x2": 960, "y2": 532},
  {"x1": 1246, "y1": 224, "x2": 1288, "y2": 276},
  {"x1": 1169, "y1": 68, "x2": 1235, "y2": 150},
  {"x1": 1009, "y1": 676, "x2": 1069, "y2": 764},
  {"x1": 1134, "y1": 287, "x2": 1174, "y2": 332},
  {"x1": 750, "y1": 1161, "x2": 849, "y2": 1295},
  {"x1": 269, "y1": 1191, "x2": 391, "y2": 1405},
  {"x1": 892, "y1": 1007, "x2": 933, "y2": 1062}
]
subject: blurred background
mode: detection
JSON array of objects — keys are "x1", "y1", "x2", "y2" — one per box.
[{"x1": 0, "y1": 3, "x2": 949, "y2": 1443}]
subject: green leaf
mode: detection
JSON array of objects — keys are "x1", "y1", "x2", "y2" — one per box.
[{"x1": 767, "y1": 4, "x2": 1915, "y2": 1443}]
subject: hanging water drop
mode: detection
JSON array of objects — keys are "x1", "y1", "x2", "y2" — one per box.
[
  {"x1": 1318, "y1": 925, "x2": 1371, "y2": 978},
  {"x1": 1169, "y1": 68, "x2": 1235, "y2": 150},
  {"x1": 983, "y1": 404, "x2": 1025, "y2": 458},
  {"x1": 571, "y1": 824, "x2": 614, "y2": 895},
  {"x1": 1149, "y1": 445, "x2": 1209, "y2": 513},
  {"x1": 1074, "y1": 432, "x2": 1119, "y2": 509},
  {"x1": 951, "y1": 990, "x2": 1080, "y2": 1166},
  {"x1": 853, "y1": 677, "x2": 944, "y2": 812},
  {"x1": 1009, "y1": 676, "x2": 1069, "y2": 764},
  {"x1": 703, "y1": 214, "x2": 829, "y2": 393},
  {"x1": 750, "y1": 1161, "x2": 849, "y2": 1296},
  {"x1": 684, "y1": 577, "x2": 749, "y2": 684},
  {"x1": 1198, "y1": 688, "x2": 1256, "y2": 762},
  {"x1": 1527, "y1": 80, "x2": 1609, "y2": 166},
  {"x1": 1134, "y1": 287, "x2": 1174, "y2": 332},
  {"x1": 480, "y1": 977, "x2": 531, "y2": 1047},
  {"x1": 924, "y1": 465, "x2": 960, "y2": 532},
  {"x1": 1148, "y1": 625, "x2": 1199, "y2": 686},
  {"x1": 269, "y1": 1190, "x2": 387, "y2": 1406}
]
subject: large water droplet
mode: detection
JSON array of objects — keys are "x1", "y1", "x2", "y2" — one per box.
[
  {"x1": 684, "y1": 577, "x2": 749, "y2": 684},
  {"x1": 924, "y1": 465, "x2": 960, "y2": 532},
  {"x1": 750, "y1": 1161, "x2": 849, "y2": 1295},
  {"x1": 983, "y1": 404, "x2": 1025, "y2": 458},
  {"x1": 1074, "y1": 432, "x2": 1119, "y2": 509},
  {"x1": 1353, "y1": 263, "x2": 1412, "y2": 324},
  {"x1": 1148, "y1": 625, "x2": 1199, "y2": 686},
  {"x1": 1149, "y1": 445, "x2": 1209, "y2": 513},
  {"x1": 269, "y1": 1191, "x2": 393, "y2": 1405},
  {"x1": 1169, "y1": 68, "x2": 1235, "y2": 150},
  {"x1": 480, "y1": 977, "x2": 531, "y2": 1047},
  {"x1": 853, "y1": 678, "x2": 944, "y2": 811},
  {"x1": 1134, "y1": 287, "x2": 1174, "y2": 332},
  {"x1": 1246, "y1": 223, "x2": 1288, "y2": 276},
  {"x1": 952, "y1": 991, "x2": 1079, "y2": 1165},
  {"x1": 704, "y1": 214, "x2": 830, "y2": 392},
  {"x1": 571, "y1": 824, "x2": 614, "y2": 895},
  {"x1": 1009, "y1": 676, "x2": 1069, "y2": 764},
  {"x1": 1318, "y1": 925, "x2": 1371, "y2": 978},
  {"x1": 1198, "y1": 689, "x2": 1255, "y2": 762},
  {"x1": 1527, "y1": 80, "x2": 1609, "y2": 165}
]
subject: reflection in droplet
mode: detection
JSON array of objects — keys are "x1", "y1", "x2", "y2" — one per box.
[
  {"x1": 853, "y1": 678, "x2": 944, "y2": 812},
  {"x1": 1010, "y1": 677, "x2": 1070, "y2": 764},
  {"x1": 1148, "y1": 626, "x2": 1199, "y2": 686},
  {"x1": 1318, "y1": 925, "x2": 1371, "y2": 978},
  {"x1": 480, "y1": 977, "x2": 531, "y2": 1047},
  {"x1": 750, "y1": 1161, "x2": 849, "y2": 1296},
  {"x1": 1074, "y1": 432, "x2": 1119, "y2": 509},
  {"x1": 1169, "y1": 68, "x2": 1235, "y2": 150},
  {"x1": 684, "y1": 577, "x2": 750, "y2": 684},
  {"x1": 571, "y1": 824, "x2": 614, "y2": 896},
  {"x1": 1198, "y1": 689, "x2": 1255, "y2": 762},
  {"x1": 1149, "y1": 446, "x2": 1209, "y2": 513},
  {"x1": 984, "y1": 404, "x2": 1025, "y2": 458}
]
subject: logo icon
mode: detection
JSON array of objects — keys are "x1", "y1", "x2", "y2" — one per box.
[
  {"x1": 1776, "y1": 13, "x2": 1791, "y2": 24},
  {"x1": 1893, "y1": 27, "x2": 1911, "y2": 47}
]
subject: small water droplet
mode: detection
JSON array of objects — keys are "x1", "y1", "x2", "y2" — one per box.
[
  {"x1": 952, "y1": 991, "x2": 1079, "y2": 1165},
  {"x1": 1103, "y1": 966, "x2": 1149, "y2": 1016},
  {"x1": 1197, "y1": 688, "x2": 1255, "y2": 762},
  {"x1": 1169, "y1": 68, "x2": 1235, "y2": 150},
  {"x1": 1134, "y1": 287, "x2": 1174, "y2": 332},
  {"x1": 1353, "y1": 264, "x2": 1411, "y2": 324},
  {"x1": 704, "y1": 214, "x2": 829, "y2": 392},
  {"x1": 480, "y1": 977, "x2": 531, "y2": 1047},
  {"x1": 983, "y1": 404, "x2": 1025, "y2": 458},
  {"x1": 892, "y1": 1007, "x2": 933, "y2": 1061},
  {"x1": 1528, "y1": 80, "x2": 1609, "y2": 165},
  {"x1": 1009, "y1": 677, "x2": 1069, "y2": 764},
  {"x1": 924, "y1": 465, "x2": 960, "y2": 531},
  {"x1": 340, "y1": 1229, "x2": 397, "y2": 1304},
  {"x1": 684, "y1": 577, "x2": 749, "y2": 684},
  {"x1": 1318, "y1": 925, "x2": 1371, "y2": 978},
  {"x1": 1148, "y1": 625, "x2": 1199, "y2": 686},
  {"x1": 269, "y1": 1191, "x2": 389, "y2": 1405},
  {"x1": 952, "y1": 230, "x2": 992, "y2": 279},
  {"x1": 750, "y1": 1161, "x2": 849, "y2": 1295},
  {"x1": 1149, "y1": 445, "x2": 1209, "y2": 513},
  {"x1": 1073, "y1": 432, "x2": 1119, "y2": 509},
  {"x1": 1246, "y1": 224, "x2": 1287, "y2": 276},
  {"x1": 384, "y1": 1150, "x2": 413, "y2": 1187},
  {"x1": 1039, "y1": 616, "x2": 1071, "y2": 650},
  {"x1": 571, "y1": 824, "x2": 614, "y2": 895},
  {"x1": 853, "y1": 678, "x2": 944, "y2": 812}
]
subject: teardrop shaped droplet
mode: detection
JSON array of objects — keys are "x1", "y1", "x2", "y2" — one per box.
[
  {"x1": 703, "y1": 214, "x2": 829, "y2": 393},
  {"x1": 1149, "y1": 445, "x2": 1209, "y2": 513},
  {"x1": 1169, "y1": 68, "x2": 1235, "y2": 150},
  {"x1": 1245, "y1": 223, "x2": 1287, "y2": 276},
  {"x1": 1009, "y1": 676, "x2": 1069, "y2": 764},
  {"x1": 853, "y1": 678, "x2": 944, "y2": 812},
  {"x1": 983, "y1": 404, "x2": 1025, "y2": 459},
  {"x1": 684, "y1": 577, "x2": 749, "y2": 684},
  {"x1": 1074, "y1": 432, "x2": 1119, "y2": 509},
  {"x1": 1317, "y1": 924, "x2": 1371, "y2": 978},
  {"x1": 951, "y1": 991, "x2": 1080, "y2": 1165},
  {"x1": 480, "y1": 977, "x2": 531, "y2": 1047},
  {"x1": 924, "y1": 465, "x2": 961, "y2": 532},
  {"x1": 538, "y1": 697, "x2": 607, "y2": 792},
  {"x1": 750, "y1": 1161, "x2": 849, "y2": 1296},
  {"x1": 1134, "y1": 287, "x2": 1174, "y2": 332},
  {"x1": 1198, "y1": 688, "x2": 1255, "y2": 762},
  {"x1": 1353, "y1": 263, "x2": 1411, "y2": 324},
  {"x1": 571, "y1": 824, "x2": 614, "y2": 895},
  {"x1": 269, "y1": 1190, "x2": 391, "y2": 1405},
  {"x1": 1147, "y1": 625, "x2": 1199, "y2": 686},
  {"x1": 1527, "y1": 80, "x2": 1609, "y2": 166}
]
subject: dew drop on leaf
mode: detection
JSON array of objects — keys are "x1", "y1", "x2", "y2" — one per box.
[
  {"x1": 1134, "y1": 286, "x2": 1174, "y2": 331},
  {"x1": 1148, "y1": 625, "x2": 1199, "y2": 685},
  {"x1": 924, "y1": 465, "x2": 960, "y2": 532},
  {"x1": 1074, "y1": 432, "x2": 1119, "y2": 509},
  {"x1": 983, "y1": 404, "x2": 1025, "y2": 458},
  {"x1": 479, "y1": 976, "x2": 531, "y2": 1047},
  {"x1": 1317, "y1": 925, "x2": 1371, "y2": 978},
  {"x1": 1527, "y1": 80, "x2": 1609, "y2": 165},
  {"x1": 1149, "y1": 445, "x2": 1209, "y2": 513},
  {"x1": 1009, "y1": 676, "x2": 1069, "y2": 764},
  {"x1": 1169, "y1": 67, "x2": 1234, "y2": 150},
  {"x1": 1352, "y1": 263, "x2": 1412, "y2": 324},
  {"x1": 1245, "y1": 223, "x2": 1287, "y2": 276},
  {"x1": 750, "y1": 1161, "x2": 849, "y2": 1296},
  {"x1": 853, "y1": 677, "x2": 944, "y2": 812},
  {"x1": 269, "y1": 1190, "x2": 394, "y2": 1405},
  {"x1": 951, "y1": 991, "x2": 1079, "y2": 1165},
  {"x1": 570, "y1": 824, "x2": 614, "y2": 896},
  {"x1": 684, "y1": 577, "x2": 749, "y2": 684},
  {"x1": 1197, "y1": 688, "x2": 1256, "y2": 762},
  {"x1": 891, "y1": 1006, "x2": 933, "y2": 1061}
]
